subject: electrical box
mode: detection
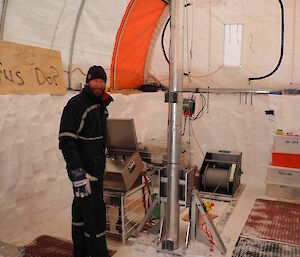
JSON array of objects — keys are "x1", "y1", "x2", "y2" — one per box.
[{"x1": 183, "y1": 98, "x2": 195, "y2": 116}]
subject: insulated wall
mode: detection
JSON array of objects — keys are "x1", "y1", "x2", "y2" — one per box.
[
  {"x1": 0, "y1": 94, "x2": 74, "y2": 244},
  {"x1": 0, "y1": 93, "x2": 299, "y2": 245}
]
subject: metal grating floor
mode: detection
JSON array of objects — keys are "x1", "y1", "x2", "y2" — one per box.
[
  {"x1": 241, "y1": 199, "x2": 300, "y2": 245},
  {"x1": 232, "y1": 236, "x2": 300, "y2": 257},
  {"x1": 23, "y1": 235, "x2": 73, "y2": 257},
  {"x1": 23, "y1": 235, "x2": 116, "y2": 257}
]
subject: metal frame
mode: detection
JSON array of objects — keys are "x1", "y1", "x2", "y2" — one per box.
[
  {"x1": 104, "y1": 183, "x2": 148, "y2": 245},
  {"x1": 186, "y1": 188, "x2": 226, "y2": 255},
  {"x1": 133, "y1": 197, "x2": 159, "y2": 238}
]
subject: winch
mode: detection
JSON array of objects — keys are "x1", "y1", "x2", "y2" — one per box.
[{"x1": 199, "y1": 150, "x2": 242, "y2": 196}]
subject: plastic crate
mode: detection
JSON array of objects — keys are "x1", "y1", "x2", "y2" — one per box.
[
  {"x1": 273, "y1": 135, "x2": 300, "y2": 153},
  {"x1": 265, "y1": 179, "x2": 300, "y2": 201},
  {"x1": 272, "y1": 152, "x2": 300, "y2": 169},
  {"x1": 267, "y1": 165, "x2": 300, "y2": 185}
]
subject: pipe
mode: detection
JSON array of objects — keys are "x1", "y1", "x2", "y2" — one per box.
[
  {"x1": 248, "y1": 0, "x2": 284, "y2": 82},
  {"x1": 176, "y1": 88, "x2": 271, "y2": 94},
  {"x1": 0, "y1": 0, "x2": 8, "y2": 39},
  {"x1": 161, "y1": 16, "x2": 171, "y2": 65},
  {"x1": 290, "y1": 0, "x2": 296, "y2": 85},
  {"x1": 68, "y1": 0, "x2": 86, "y2": 90},
  {"x1": 164, "y1": 0, "x2": 184, "y2": 251}
]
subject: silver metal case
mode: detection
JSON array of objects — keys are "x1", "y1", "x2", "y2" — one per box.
[{"x1": 103, "y1": 119, "x2": 143, "y2": 192}]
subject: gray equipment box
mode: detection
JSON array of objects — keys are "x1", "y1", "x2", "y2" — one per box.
[{"x1": 103, "y1": 119, "x2": 144, "y2": 192}]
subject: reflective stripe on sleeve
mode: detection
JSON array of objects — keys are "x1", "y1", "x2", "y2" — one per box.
[
  {"x1": 72, "y1": 222, "x2": 84, "y2": 226},
  {"x1": 83, "y1": 231, "x2": 105, "y2": 238},
  {"x1": 59, "y1": 132, "x2": 78, "y2": 139},
  {"x1": 78, "y1": 135, "x2": 103, "y2": 141},
  {"x1": 59, "y1": 133, "x2": 103, "y2": 141},
  {"x1": 84, "y1": 232, "x2": 90, "y2": 238},
  {"x1": 96, "y1": 231, "x2": 106, "y2": 238}
]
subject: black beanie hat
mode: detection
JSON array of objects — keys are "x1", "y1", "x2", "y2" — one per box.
[{"x1": 86, "y1": 65, "x2": 107, "y2": 84}]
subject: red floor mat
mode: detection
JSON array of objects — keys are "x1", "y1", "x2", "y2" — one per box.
[
  {"x1": 23, "y1": 235, "x2": 116, "y2": 257},
  {"x1": 241, "y1": 199, "x2": 300, "y2": 245}
]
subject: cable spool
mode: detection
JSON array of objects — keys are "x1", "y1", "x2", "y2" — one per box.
[
  {"x1": 203, "y1": 164, "x2": 231, "y2": 194},
  {"x1": 199, "y1": 151, "x2": 242, "y2": 196}
]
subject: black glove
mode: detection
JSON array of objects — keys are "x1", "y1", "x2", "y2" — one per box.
[{"x1": 68, "y1": 168, "x2": 91, "y2": 198}]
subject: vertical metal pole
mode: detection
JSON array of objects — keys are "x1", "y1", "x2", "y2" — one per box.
[
  {"x1": 164, "y1": 0, "x2": 185, "y2": 251},
  {"x1": 0, "y1": 0, "x2": 8, "y2": 39},
  {"x1": 121, "y1": 193, "x2": 125, "y2": 245},
  {"x1": 190, "y1": 192, "x2": 196, "y2": 240},
  {"x1": 68, "y1": 0, "x2": 86, "y2": 90}
]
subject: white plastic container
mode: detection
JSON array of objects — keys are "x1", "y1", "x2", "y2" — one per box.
[
  {"x1": 267, "y1": 165, "x2": 300, "y2": 185},
  {"x1": 265, "y1": 179, "x2": 300, "y2": 201},
  {"x1": 273, "y1": 135, "x2": 300, "y2": 153}
]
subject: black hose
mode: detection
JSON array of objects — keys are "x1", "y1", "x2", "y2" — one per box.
[
  {"x1": 248, "y1": 0, "x2": 284, "y2": 82},
  {"x1": 161, "y1": 16, "x2": 171, "y2": 65},
  {"x1": 161, "y1": 3, "x2": 191, "y2": 65}
]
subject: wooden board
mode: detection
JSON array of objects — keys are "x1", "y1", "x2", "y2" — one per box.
[{"x1": 0, "y1": 40, "x2": 66, "y2": 95}]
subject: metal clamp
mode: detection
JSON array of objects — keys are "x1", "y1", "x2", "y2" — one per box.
[{"x1": 164, "y1": 92, "x2": 178, "y2": 103}]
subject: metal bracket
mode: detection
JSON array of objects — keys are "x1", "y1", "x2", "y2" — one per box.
[
  {"x1": 165, "y1": 92, "x2": 178, "y2": 103},
  {"x1": 186, "y1": 188, "x2": 227, "y2": 255},
  {"x1": 133, "y1": 197, "x2": 159, "y2": 237}
]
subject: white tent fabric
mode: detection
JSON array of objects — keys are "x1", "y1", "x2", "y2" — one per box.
[
  {"x1": 1, "y1": 0, "x2": 300, "y2": 89},
  {"x1": 2, "y1": 0, "x2": 129, "y2": 89},
  {"x1": 149, "y1": 0, "x2": 300, "y2": 89},
  {"x1": 0, "y1": 0, "x2": 300, "y2": 250}
]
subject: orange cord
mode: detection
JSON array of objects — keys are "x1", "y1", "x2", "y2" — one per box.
[
  {"x1": 141, "y1": 171, "x2": 152, "y2": 209},
  {"x1": 201, "y1": 221, "x2": 215, "y2": 252},
  {"x1": 64, "y1": 67, "x2": 86, "y2": 76},
  {"x1": 191, "y1": 65, "x2": 224, "y2": 78}
]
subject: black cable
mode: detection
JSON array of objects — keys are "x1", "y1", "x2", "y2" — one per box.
[
  {"x1": 182, "y1": 116, "x2": 187, "y2": 136},
  {"x1": 191, "y1": 93, "x2": 206, "y2": 120},
  {"x1": 248, "y1": 0, "x2": 284, "y2": 82},
  {"x1": 161, "y1": 16, "x2": 171, "y2": 65},
  {"x1": 190, "y1": 121, "x2": 205, "y2": 157},
  {"x1": 161, "y1": 3, "x2": 191, "y2": 65}
]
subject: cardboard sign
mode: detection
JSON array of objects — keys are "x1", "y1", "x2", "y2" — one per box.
[{"x1": 0, "y1": 40, "x2": 66, "y2": 95}]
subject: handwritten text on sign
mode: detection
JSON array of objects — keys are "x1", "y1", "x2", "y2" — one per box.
[{"x1": 0, "y1": 40, "x2": 66, "y2": 95}]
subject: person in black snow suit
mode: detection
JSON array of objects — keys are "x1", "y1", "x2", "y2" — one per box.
[{"x1": 59, "y1": 65, "x2": 113, "y2": 257}]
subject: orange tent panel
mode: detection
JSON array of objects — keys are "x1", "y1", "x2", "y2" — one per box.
[{"x1": 111, "y1": 0, "x2": 166, "y2": 89}]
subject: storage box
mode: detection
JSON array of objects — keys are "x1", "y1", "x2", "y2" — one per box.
[
  {"x1": 267, "y1": 165, "x2": 300, "y2": 185},
  {"x1": 272, "y1": 152, "x2": 300, "y2": 169},
  {"x1": 104, "y1": 119, "x2": 144, "y2": 192},
  {"x1": 265, "y1": 179, "x2": 300, "y2": 201},
  {"x1": 273, "y1": 135, "x2": 300, "y2": 153}
]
